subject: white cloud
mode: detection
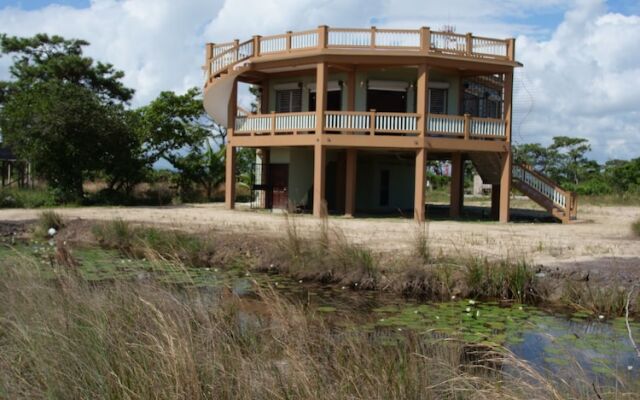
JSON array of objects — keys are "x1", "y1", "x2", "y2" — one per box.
[{"x1": 0, "y1": 0, "x2": 638, "y2": 161}]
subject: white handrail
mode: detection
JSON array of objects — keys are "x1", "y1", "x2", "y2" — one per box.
[
  {"x1": 428, "y1": 115, "x2": 465, "y2": 135},
  {"x1": 512, "y1": 165, "x2": 566, "y2": 208},
  {"x1": 470, "y1": 118, "x2": 505, "y2": 137}
]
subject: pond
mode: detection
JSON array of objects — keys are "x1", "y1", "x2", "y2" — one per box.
[{"x1": 2, "y1": 242, "x2": 639, "y2": 385}]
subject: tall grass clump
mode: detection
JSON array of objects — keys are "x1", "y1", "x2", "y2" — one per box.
[
  {"x1": 465, "y1": 258, "x2": 538, "y2": 303},
  {"x1": 413, "y1": 221, "x2": 430, "y2": 263},
  {"x1": 279, "y1": 213, "x2": 379, "y2": 288},
  {"x1": 34, "y1": 210, "x2": 64, "y2": 238},
  {"x1": 562, "y1": 282, "x2": 628, "y2": 317}
]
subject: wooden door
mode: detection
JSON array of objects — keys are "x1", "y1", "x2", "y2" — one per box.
[{"x1": 269, "y1": 164, "x2": 289, "y2": 209}]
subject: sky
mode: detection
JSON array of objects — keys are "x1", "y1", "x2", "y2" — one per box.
[{"x1": 0, "y1": 0, "x2": 638, "y2": 162}]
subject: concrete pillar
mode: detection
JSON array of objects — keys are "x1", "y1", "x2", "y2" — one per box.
[
  {"x1": 414, "y1": 148, "x2": 427, "y2": 221},
  {"x1": 225, "y1": 145, "x2": 236, "y2": 209},
  {"x1": 450, "y1": 152, "x2": 464, "y2": 218},
  {"x1": 345, "y1": 149, "x2": 357, "y2": 217},
  {"x1": 313, "y1": 144, "x2": 326, "y2": 217},
  {"x1": 499, "y1": 151, "x2": 512, "y2": 223}
]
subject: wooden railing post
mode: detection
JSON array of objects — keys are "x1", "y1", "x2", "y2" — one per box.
[
  {"x1": 507, "y1": 38, "x2": 516, "y2": 61},
  {"x1": 419, "y1": 27, "x2": 430, "y2": 53},
  {"x1": 318, "y1": 25, "x2": 328, "y2": 48},
  {"x1": 463, "y1": 114, "x2": 471, "y2": 139},
  {"x1": 233, "y1": 39, "x2": 240, "y2": 61},
  {"x1": 370, "y1": 26, "x2": 376, "y2": 48},
  {"x1": 270, "y1": 111, "x2": 276, "y2": 136},
  {"x1": 253, "y1": 35, "x2": 261, "y2": 56},
  {"x1": 465, "y1": 33, "x2": 473, "y2": 56},
  {"x1": 286, "y1": 31, "x2": 292, "y2": 51},
  {"x1": 369, "y1": 109, "x2": 376, "y2": 135},
  {"x1": 205, "y1": 43, "x2": 214, "y2": 82}
]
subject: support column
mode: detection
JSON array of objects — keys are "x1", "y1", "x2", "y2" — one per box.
[
  {"x1": 491, "y1": 184, "x2": 500, "y2": 220},
  {"x1": 335, "y1": 151, "x2": 346, "y2": 213},
  {"x1": 225, "y1": 145, "x2": 236, "y2": 209},
  {"x1": 313, "y1": 144, "x2": 326, "y2": 217},
  {"x1": 450, "y1": 152, "x2": 464, "y2": 218},
  {"x1": 499, "y1": 151, "x2": 512, "y2": 223},
  {"x1": 312, "y1": 61, "x2": 328, "y2": 218},
  {"x1": 416, "y1": 64, "x2": 429, "y2": 137},
  {"x1": 260, "y1": 79, "x2": 269, "y2": 114},
  {"x1": 414, "y1": 148, "x2": 427, "y2": 221},
  {"x1": 345, "y1": 149, "x2": 357, "y2": 217}
]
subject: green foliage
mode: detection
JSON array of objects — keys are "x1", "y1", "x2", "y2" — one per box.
[
  {"x1": 632, "y1": 218, "x2": 640, "y2": 238},
  {"x1": 515, "y1": 137, "x2": 640, "y2": 197},
  {"x1": 0, "y1": 34, "x2": 144, "y2": 201},
  {"x1": 0, "y1": 187, "x2": 57, "y2": 208}
]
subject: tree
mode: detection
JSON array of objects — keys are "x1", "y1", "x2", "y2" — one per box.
[
  {"x1": 171, "y1": 142, "x2": 225, "y2": 200},
  {"x1": 513, "y1": 143, "x2": 550, "y2": 173},
  {"x1": 548, "y1": 136, "x2": 592, "y2": 185},
  {"x1": 0, "y1": 33, "x2": 141, "y2": 200}
]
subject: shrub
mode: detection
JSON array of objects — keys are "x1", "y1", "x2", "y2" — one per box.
[
  {"x1": 36, "y1": 210, "x2": 64, "y2": 238},
  {"x1": 0, "y1": 188, "x2": 58, "y2": 208},
  {"x1": 633, "y1": 218, "x2": 640, "y2": 238}
]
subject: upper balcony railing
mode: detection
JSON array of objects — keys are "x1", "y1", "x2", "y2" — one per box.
[
  {"x1": 205, "y1": 26, "x2": 515, "y2": 83},
  {"x1": 234, "y1": 111, "x2": 506, "y2": 140}
]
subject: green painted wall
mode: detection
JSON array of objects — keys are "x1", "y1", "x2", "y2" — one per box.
[{"x1": 355, "y1": 152, "x2": 415, "y2": 212}]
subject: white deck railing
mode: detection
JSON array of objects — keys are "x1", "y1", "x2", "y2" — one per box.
[
  {"x1": 428, "y1": 114, "x2": 465, "y2": 136},
  {"x1": 469, "y1": 118, "x2": 505, "y2": 137},
  {"x1": 512, "y1": 165, "x2": 566, "y2": 208}
]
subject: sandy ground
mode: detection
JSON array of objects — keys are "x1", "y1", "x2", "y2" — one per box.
[{"x1": 1, "y1": 202, "x2": 639, "y2": 272}]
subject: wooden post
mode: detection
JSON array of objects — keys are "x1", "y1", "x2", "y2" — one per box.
[
  {"x1": 507, "y1": 38, "x2": 516, "y2": 61},
  {"x1": 464, "y1": 114, "x2": 471, "y2": 140},
  {"x1": 414, "y1": 148, "x2": 427, "y2": 221},
  {"x1": 313, "y1": 144, "x2": 326, "y2": 217},
  {"x1": 416, "y1": 64, "x2": 429, "y2": 137},
  {"x1": 253, "y1": 35, "x2": 262, "y2": 56},
  {"x1": 205, "y1": 43, "x2": 214, "y2": 81},
  {"x1": 315, "y1": 62, "x2": 327, "y2": 136},
  {"x1": 465, "y1": 33, "x2": 473, "y2": 55},
  {"x1": 318, "y1": 25, "x2": 328, "y2": 49},
  {"x1": 370, "y1": 26, "x2": 376, "y2": 48},
  {"x1": 369, "y1": 109, "x2": 376, "y2": 135},
  {"x1": 345, "y1": 149, "x2": 357, "y2": 217},
  {"x1": 491, "y1": 184, "x2": 500, "y2": 220},
  {"x1": 504, "y1": 71, "x2": 514, "y2": 143},
  {"x1": 286, "y1": 31, "x2": 292, "y2": 51},
  {"x1": 450, "y1": 152, "x2": 463, "y2": 218},
  {"x1": 499, "y1": 151, "x2": 511, "y2": 223},
  {"x1": 419, "y1": 27, "x2": 431, "y2": 53},
  {"x1": 225, "y1": 144, "x2": 236, "y2": 209},
  {"x1": 260, "y1": 148, "x2": 270, "y2": 208}
]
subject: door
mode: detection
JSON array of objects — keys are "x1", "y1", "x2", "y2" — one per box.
[
  {"x1": 367, "y1": 89, "x2": 407, "y2": 112},
  {"x1": 268, "y1": 164, "x2": 289, "y2": 209}
]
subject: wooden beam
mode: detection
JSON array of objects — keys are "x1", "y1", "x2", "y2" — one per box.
[
  {"x1": 230, "y1": 135, "x2": 316, "y2": 147},
  {"x1": 499, "y1": 151, "x2": 511, "y2": 223},
  {"x1": 225, "y1": 145, "x2": 236, "y2": 209},
  {"x1": 503, "y1": 71, "x2": 514, "y2": 143},
  {"x1": 315, "y1": 62, "x2": 328, "y2": 136},
  {"x1": 345, "y1": 149, "x2": 357, "y2": 217},
  {"x1": 414, "y1": 148, "x2": 427, "y2": 221},
  {"x1": 313, "y1": 144, "x2": 326, "y2": 217},
  {"x1": 450, "y1": 152, "x2": 463, "y2": 218}
]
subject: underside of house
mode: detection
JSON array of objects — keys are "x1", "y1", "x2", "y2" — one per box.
[
  {"x1": 0, "y1": 147, "x2": 31, "y2": 189},
  {"x1": 202, "y1": 26, "x2": 577, "y2": 223}
]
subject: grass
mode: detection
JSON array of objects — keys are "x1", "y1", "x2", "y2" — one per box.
[
  {"x1": 1, "y1": 252, "x2": 638, "y2": 399},
  {"x1": 85, "y1": 217, "x2": 639, "y2": 317},
  {"x1": 632, "y1": 218, "x2": 640, "y2": 238},
  {"x1": 0, "y1": 187, "x2": 58, "y2": 208},
  {"x1": 34, "y1": 210, "x2": 65, "y2": 238}
]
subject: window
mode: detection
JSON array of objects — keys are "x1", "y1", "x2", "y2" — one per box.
[
  {"x1": 275, "y1": 89, "x2": 302, "y2": 113},
  {"x1": 429, "y1": 88, "x2": 448, "y2": 114},
  {"x1": 367, "y1": 90, "x2": 407, "y2": 112},
  {"x1": 309, "y1": 90, "x2": 342, "y2": 111},
  {"x1": 380, "y1": 170, "x2": 390, "y2": 206}
]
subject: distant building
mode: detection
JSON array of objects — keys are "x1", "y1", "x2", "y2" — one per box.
[{"x1": 0, "y1": 145, "x2": 32, "y2": 189}]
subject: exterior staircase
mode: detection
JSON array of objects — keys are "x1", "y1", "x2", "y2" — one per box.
[{"x1": 470, "y1": 153, "x2": 577, "y2": 223}]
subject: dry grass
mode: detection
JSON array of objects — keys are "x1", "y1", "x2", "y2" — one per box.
[{"x1": 1, "y1": 250, "x2": 637, "y2": 399}]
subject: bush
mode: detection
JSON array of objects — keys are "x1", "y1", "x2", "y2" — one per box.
[
  {"x1": 633, "y1": 218, "x2": 640, "y2": 238},
  {"x1": 0, "y1": 188, "x2": 58, "y2": 208}
]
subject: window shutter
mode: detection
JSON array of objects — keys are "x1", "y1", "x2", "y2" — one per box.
[
  {"x1": 275, "y1": 89, "x2": 302, "y2": 112},
  {"x1": 429, "y1": 88, "x2": 447, "y2": 114}
]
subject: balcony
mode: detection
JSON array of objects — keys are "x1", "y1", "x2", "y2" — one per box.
[
  {"x1": 205, "y1": 26, "x2": 516, "y2": 85},
  {"x1": 234, "y1": 111, "x2": 506, "y2": 140}
]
